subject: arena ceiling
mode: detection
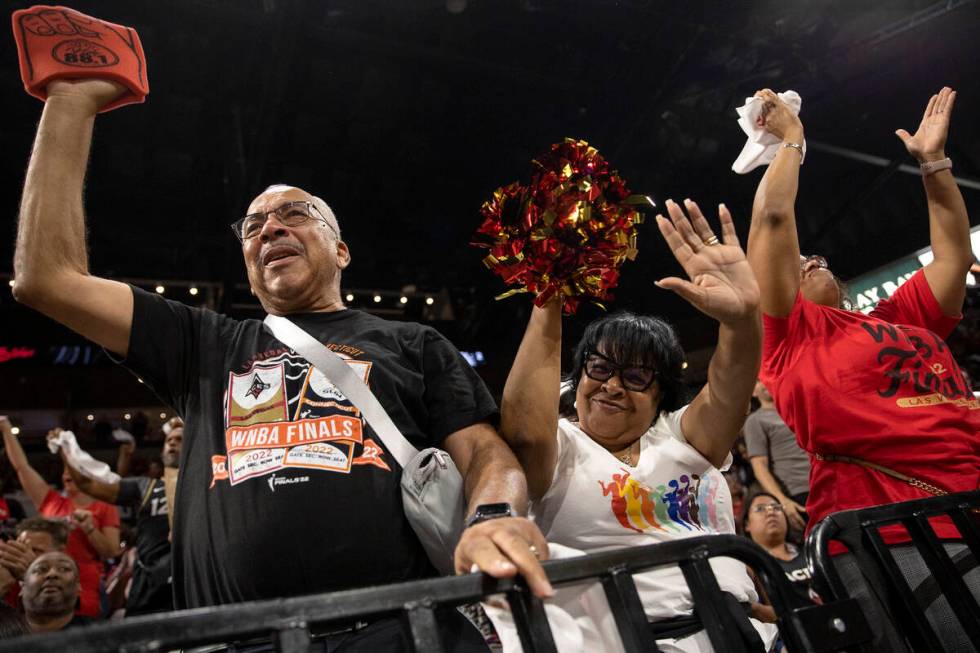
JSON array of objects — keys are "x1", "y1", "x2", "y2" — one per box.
[{"x1": 2, "y1": 0, "x2": 979, "y2": 405}]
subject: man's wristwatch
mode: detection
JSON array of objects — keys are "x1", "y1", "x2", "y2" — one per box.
[{"x1": 464, "y1": 503, "x2": 516, "y2": 529}]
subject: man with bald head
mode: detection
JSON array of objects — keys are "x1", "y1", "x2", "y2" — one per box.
[
  {"x1": 14, "y1": 61, "x2": 549, "y2": 649},
  {"x1": 21, "y1": 552, "x2": 90, "y2": 633}
]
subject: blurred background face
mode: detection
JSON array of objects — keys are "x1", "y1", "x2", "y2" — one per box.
[
  {"x1": 60, "y1": 471, "x2": 77, "y2": 496},
  {"x1": 22, "y1": 552, "x2": 79, "y2": 617},
  {"x1": 162, "y1": 427, "x2": 183, "y2": 468},
  {"x1": 745, "y1": 495, "x2": 789, "y2": 544},
  {"x1": 18, "y1": 530, "x2": 59, "y2": 557},
  {"x1": 148, "y1": 461, "x2": 164, "y2": 479},
  {"x1": 752, "y1": 380, "x2": 772, "y2": 403}
]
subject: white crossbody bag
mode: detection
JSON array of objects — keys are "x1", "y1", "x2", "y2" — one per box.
[{"x1": 264, "y1": 314, "x2": 464, "y2": 575}]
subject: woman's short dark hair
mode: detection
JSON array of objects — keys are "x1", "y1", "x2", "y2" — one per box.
[
  {"x1": 741, "y1": 491, "x2": 790, "y2": 537},
  {"x1": 559, "y1": 311, "x2": 689, "y2": 422}
]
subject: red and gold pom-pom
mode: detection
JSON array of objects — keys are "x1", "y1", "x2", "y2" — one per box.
[{"x1": 472, "y1": 138, "x2": 650, "y2": 314}]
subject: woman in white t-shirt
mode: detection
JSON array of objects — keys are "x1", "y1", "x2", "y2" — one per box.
[{"x1": 500, "y1": 199, "x2": 777, "y2": 651}]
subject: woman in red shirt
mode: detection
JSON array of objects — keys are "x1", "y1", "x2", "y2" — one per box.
[
  {"x1": 0, "y1": 420, "x2": 120, "y2": 618},
  {"x1": 746, "y1": 87, "x2": 979, "y2": 650}
]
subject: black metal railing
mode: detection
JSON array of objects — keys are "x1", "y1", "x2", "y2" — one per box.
[
  {"x1": 0, "y1": 534, "x2": 873, "y2": 653},
  {"x1": 806, "y1": 489, "x2": 980, "y2": 653}
]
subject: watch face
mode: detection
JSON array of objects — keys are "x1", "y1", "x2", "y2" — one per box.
[{"x1": 476, "y1": 503, "x2": 513, "y2": 519}]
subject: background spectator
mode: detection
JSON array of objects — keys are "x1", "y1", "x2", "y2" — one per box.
[
  {"x1": 743, "y1": 380, "x2": 810, "y2": 536},
  {"x1": 21, "y1": 552, "x2": 90, "y2": 633},
  {"x1": 1, "y1": 418, "x2": 120, "y2": 618}
]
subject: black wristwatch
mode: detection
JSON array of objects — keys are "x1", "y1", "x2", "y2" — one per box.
[{"x1": 464, "y1": 503, "x2": 516, "y2": 529}]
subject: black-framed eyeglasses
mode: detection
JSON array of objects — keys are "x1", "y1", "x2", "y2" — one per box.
[
  {"x1": 583, "y1": 351, "x2": 658, "y2": 392},
  {"x1": 231, "y1": 200, "x2": 338, "y2": 242},
  {"x1": 751, "y1": 502, "x2": 784, "y2": 514},
  {"x1": 799, "y1": 254, "x2": 828, "y2": 271}
]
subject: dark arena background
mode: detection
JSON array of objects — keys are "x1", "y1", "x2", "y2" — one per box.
[
  {"x1": 1, "y1": 2, "x2": 980, "y2": 651},
  {"x1": 3, "y1": 0, "x2": 978, "y2": 440},
  {"x1": 0, "y1": 5, "x2": 978, "y2": 466}
]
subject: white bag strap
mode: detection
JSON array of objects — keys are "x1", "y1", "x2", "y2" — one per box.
[{"x1": 263, "y1": 314, "x2": 419, "y2": 468}]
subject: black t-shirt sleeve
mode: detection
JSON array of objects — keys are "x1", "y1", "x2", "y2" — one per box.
[
  {"x1": 117, "y1": 476, "x2": 150, "y2": 507},
  {"x1": 420, "y1": 328, "x2": 498, "y2": 442},
  {"x1": 117, "y1": 285, "x2": 214, "y2": 417}
]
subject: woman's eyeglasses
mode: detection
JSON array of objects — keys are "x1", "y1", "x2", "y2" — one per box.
[
  {"x1": 751, "y1": 502, "x2": 785, "y2": 514},
  {"x1": 583, "y1": 351, "x2": 657, "y2": 392}
]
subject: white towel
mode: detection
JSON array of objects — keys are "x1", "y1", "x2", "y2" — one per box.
[
  {"x1": 732, "y1": 90, "x2": 805, "y2": 174},
  {"x1": 112, "y1": 428, "x2": 135, "y2": 445},
  {"x1": 47, "y1": 430, "x2": 121, "y2": 484}
]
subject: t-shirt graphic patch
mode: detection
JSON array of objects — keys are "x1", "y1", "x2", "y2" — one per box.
[
  {"x1": 599, "y1": 470, "x2": 721, "y2": 534},
  {"x1": 213, "y1": 354, "x2": 386, "y2": 487},
  {"x1": 228, "y1": 363, "x2": 289, "y2": 425}
]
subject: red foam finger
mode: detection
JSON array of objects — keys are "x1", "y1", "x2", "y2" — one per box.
[{"x1": 11, "y1": 5, "x2": 149, "y2": 112}]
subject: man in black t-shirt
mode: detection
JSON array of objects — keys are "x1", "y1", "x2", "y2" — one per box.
[
  {"x1": 62, "y1": 422, "x2": 183, "y2": 616},
  {"x1": 12, "y1": 32, "x2": 551, "y2": 643}
]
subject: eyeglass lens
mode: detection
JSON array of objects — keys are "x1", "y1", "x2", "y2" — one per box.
[
  {"x1": 799, "y1": 254, "x2": 829, "y2": 270},
  {"x1": 584, "y1": 354, "x2": 655, "y2": 391},
  {"x1": 238, "y1": 202, "x2": 317, "y2": 240}
]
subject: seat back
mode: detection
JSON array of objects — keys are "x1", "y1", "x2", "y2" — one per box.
[{"x1": 806, "y1": 490, "x2": 980, "y2": 653}]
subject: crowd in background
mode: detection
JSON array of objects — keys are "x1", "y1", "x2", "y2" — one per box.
[{"x1": 0, "y1": 416, "x2": 180, "y2": 635}]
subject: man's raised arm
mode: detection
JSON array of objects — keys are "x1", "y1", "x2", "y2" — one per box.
[{"x1": 14, "y1": 79, "x2": 134, "y2": 357}]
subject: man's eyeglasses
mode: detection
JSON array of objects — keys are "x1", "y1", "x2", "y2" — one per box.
[
  {"x1": 231, "y1": 201, "x2": 338, "y2": 242},
  {"x1": 751, "y1": 502, "x2": 785, "y2": 514},
  {"x1": 799, "y1": 254, "x2": 828, "y2": 271},
  {"x1": 583, "y1": 351, "x2": 658, "y2": 392}
]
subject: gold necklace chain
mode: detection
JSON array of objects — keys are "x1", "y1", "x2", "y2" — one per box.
[{"x1": 617, "y1": 442, "x2": 638, "y2": 466}]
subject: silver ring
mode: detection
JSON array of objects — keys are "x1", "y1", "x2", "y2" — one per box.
[
  {"x1": 704, "y1": 235, "x2": 720, "y2": 246},
  {"x1": 529, "y1": 544, "x2": 540, "y2": 559}
]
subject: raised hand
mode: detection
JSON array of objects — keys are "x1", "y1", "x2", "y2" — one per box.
[
  {"x1": 755, "y1": 89, "x2": 803, "y2": 141},
  {"x1": 895, "y1": 87, "x2": 955, "y2": 163},
  {"x1": 655, "y1": 199, "x2": 761, "y2": 325},
  {"x1": 0, "y1": 539, "x2": 37, "y2": 581},
  {"x1": 72, "y1": 509, "x2": 96, "y2": 536}
]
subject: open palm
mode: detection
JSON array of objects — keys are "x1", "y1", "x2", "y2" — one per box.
[
  {"x1": 655, "y1": 199, "x2": 760, "y2": 324},
  {"x1": 896, "y1": 87, "x2": 955, "y2": 161}
]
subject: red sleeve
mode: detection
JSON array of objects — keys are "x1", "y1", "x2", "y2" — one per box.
[
  {"x1": 91, "y1": 501, "x2": 120, "y2": 529},
  {"x1": 761, "y1": 291, "x2": 805, "y2": 386},
  {"x1": 38, "y1": 489, "x2": 68, "y2": 517},
  {"x1": 869, "y1": 269, "x2": 961, "y2": 338}
]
